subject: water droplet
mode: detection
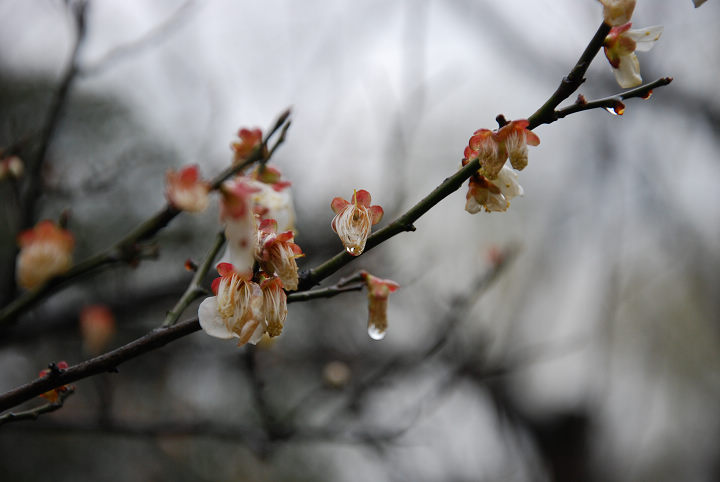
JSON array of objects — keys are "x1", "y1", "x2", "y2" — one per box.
[
  {"x1": 346, "y1": 246, "x2": 361, "y2": 256},
  {"x1": 641, "y1": 90, "x2": 653, "y2": 100},
  {"x1": 367, "y1": 324, "x2": 386, "y2": 340},
  {"x1": 604, "y1": 101, "x2": 625, "y2": 116}
]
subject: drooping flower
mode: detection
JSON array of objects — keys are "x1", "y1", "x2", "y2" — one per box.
[
  {"x1": 250, "y1": 165, "x2": 296, "y2": 232},
  {"x1": 330, "y1": 190, "x2": 384, "y2": 256},
  {"x1": 466, "y1": 129, "x2": 506, "y2": 180},
  {"x1": 463, "y1": 120, "x2": 539, "y2": 180},
  {"x1": 465, "y1": 165, "x2": 524, "y2": 214},
  {"x1": 198, "y1": 263, "x2": 266, "y2": 345},
  {"x1": 361, "y1": 272, "x2": 399, "y2": 340},
  {"x1": 495, "y1": 120, "x2": 541, "y2": 172},
  {"x1": 604, "y1": 23, "x2": 663, "y2": 88},
  {"x1": 231, "y1": 127, "x2": 264, "y2": 164},
  {"x1": 219, "y1": 177, "x2": 262, "y2": 272},
  {"x1": 79, "y1": 305, "x2": 116, "y2": 356},
  {"x1": 16, "y1": 220, "x2": 74, "y2": 290},
  {"x1": 165, "y1": 164, "x2": 210, "y2": 213},
  {"x1": 598, "y1": 0, "x2": 636, "y2": 26},
  {"x1": 260, "y1": 275, "x2": 287, "y2": 337},
  {"x1": 256, "y1": 219, "x2": 303, "y2": 291},
  {"x1": 39, "y1": 361, "x2": 71, "y2": 403}
]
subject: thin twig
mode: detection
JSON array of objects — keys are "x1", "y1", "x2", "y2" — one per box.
[
  {"x1": 20, "y1": 0, "x2": 89, "y2": 230},
  {"x1": 0, "y1": 318, "x2": 200, "y2": 413},
  {"x1": 555, "y1": 77, "x2": 673, "y2": 120},
  {"x1": 526, "y1": 22, "x2": 611, "y2": 130},
  {"x1": 161, "y1": 231, "x2": 225, "y2": 327},
  {"x1": 80, "y1": 0, "x2": 199, "y2": 77},
  {"x1": 0, "y1": 387, "x2": 75, "y2": 426},
  {"x1": 287, "y1": 271, "x2": 365, "y2": 303}
]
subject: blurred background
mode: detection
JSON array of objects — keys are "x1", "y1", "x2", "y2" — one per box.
[{"x1": 1, "y1": 0, "x2": 719, "y2": 480}]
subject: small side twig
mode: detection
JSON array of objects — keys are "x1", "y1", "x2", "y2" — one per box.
[
  {"x1": 287, "y1": 271, "x2": 365, "y2": 303},
  {"x1": 0, "y1": 387, "x2": 75, "y2": 426},
  {"x1": 161, "y1": 231, "x2": 225, "y2": 327},
  {"x1": 527, "y1": 22, "x2": 611, "y2": 130},
  {"x1": 555, "y1": 77, "x2": 673, "y2": 120}
]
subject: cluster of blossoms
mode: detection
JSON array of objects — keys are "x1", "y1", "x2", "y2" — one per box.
[
  {"x1": 191, "y1": 128, "x2": 303, "y2": 346},
  {"x1": 461, "y1": 119, "x2": 539, "y2": 213},
  {"x1": 198, "y1": 262, "x2": 288, "y2": 345},
  {"x1": 598, "y1": 0, "x2": 663, "y2": 88}
]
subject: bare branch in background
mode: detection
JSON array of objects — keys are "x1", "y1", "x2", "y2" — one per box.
[{"x1": 79, "y1": 0, "x2": 200, "y2": 77}]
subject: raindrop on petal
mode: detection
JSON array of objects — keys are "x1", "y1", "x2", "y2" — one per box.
[{"x1": 367, "y1": 324, "x2": 386, "y2": 340}]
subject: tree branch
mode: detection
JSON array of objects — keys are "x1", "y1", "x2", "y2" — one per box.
[
  {"x1": 555, "y1": 77, "x2": 673, "y2": 120},
  {"x1": 0, "y1": 387, "x2": 75, "y2": 426},
  {"x1": 161, "y1": 231, "x2": 225, "y2": 327},
  {"x1": 0, "y1": 318, "x2": 200, "y2": 414},
  {"x1": 527, "y1": 22, "x2": 611, "y2": 130},
  {"x1": 0, "y1": 109, "x2": 291, "y2": 326}
]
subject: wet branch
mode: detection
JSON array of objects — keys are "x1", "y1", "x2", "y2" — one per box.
[{"x1": 555, "y1": 77, "x2": 673, "y2": 119}]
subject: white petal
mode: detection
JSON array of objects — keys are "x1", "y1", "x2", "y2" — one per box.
[
  {"x1": 251, "y1": 181, "x2": 296, "y2": 233},
  {"x1": 496, "y1": 167, "x2": 523, "y2": 199},
  {"x1": 247, "y1": 320, "x2": 268, "y2": 345},
  {"x1": 613, "y1": 53, "x2": 642, "y2": 88},
  {"x1": 223, "y1": 216, "x2": 257, "y2": 272},
  {"x1": 627, "y1": 26, "x2": 663, "y2": 52},
  {"x1": 198, "y1": 297, "x2": 235, "y2": 339}
]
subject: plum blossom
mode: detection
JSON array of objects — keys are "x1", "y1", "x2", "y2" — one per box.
[
  {"x1": 598, "y1": 0, "x2": 636, "y2": 26},
  {"x1": 250, "y1": 165, "x2": 296, "y2": 232},
  {"x1": 464, "y1": 120, "x2": 539, "y2": 180},
  {"x1": 198, "y1": 263, "x2": 266, "y2": 345},
  {"x1": 231, "y1": 127, "x2": 265, "y2": 164},
  {"x1": 362, "y1": 272, "x2": 399, "y2": 340},
  {"x1": 256, "y1": 219, "x2": 303, "y2": 291},
  {"x1": 16, "y1": 220, "x2": 74, "y2": 290},
  {"x1": 462, "y1": 119, "x2": 537, "y2": 214},
  {"x1": 604, "y1": 23, "x2": 663, "y2": 88},
  {"x1": 330, "y1": 190, "x2": 384, "y2": 256},
  {"x1": 465, "y1": 165, "x2": 524, "y2": 214},
  {"x1": 165, "y1": 164, "x2": 210, "y2": 212},
  {"x1": 260, "y1": 275, "x2": 287, "y2": 337}
]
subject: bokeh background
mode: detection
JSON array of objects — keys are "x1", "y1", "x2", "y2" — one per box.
[{"x1": 1, "y1": 0, "x2": 719, "y2": 480}]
